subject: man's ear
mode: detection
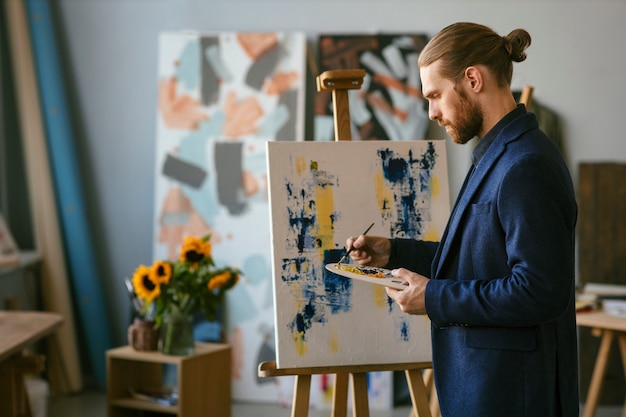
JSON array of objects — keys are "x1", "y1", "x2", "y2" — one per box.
[{"x1": 464, "y1": 66, "x2": 483, "y2": 92}]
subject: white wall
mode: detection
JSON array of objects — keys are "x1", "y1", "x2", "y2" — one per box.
[{"x1": 56, "y1": 0, "x2": 626, "y2": 345}]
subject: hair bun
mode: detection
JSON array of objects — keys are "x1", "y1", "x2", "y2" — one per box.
[{"x1": 504, "y1": 29, "x2": 532, "y2": 62}]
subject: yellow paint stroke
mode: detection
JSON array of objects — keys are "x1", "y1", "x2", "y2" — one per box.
[
  {"x1": 312, "y1": 164, "x2": 335, "y2": 251},
  {"x1": 423, "y1": 174, "x2": 442, "y2": 241},
  {"x1": 328, "y1": 326, "x2": 340, "y2": 353},
  {"x1": 424, "y1": 224, "x2": 442, "y2": 241},
  {"x1": 295, "y1": 155, "x2": 306, "y2": 176},
  {"x1": 294, "y1": 332, "x2": 308, "y2": 356},
  {"x1": 431, "y1": 174, "x2": 440, "y2": 198},
  {"x1": 374, "y1": 170, "x2": 393, "y2": 215},
  {"x1": 372, "y1": 285, "x2": 388, "y2": 308}
]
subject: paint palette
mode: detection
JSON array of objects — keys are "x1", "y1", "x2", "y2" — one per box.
[{"x1": 325, "y1": 263, "x2": 407, "y2": 290}]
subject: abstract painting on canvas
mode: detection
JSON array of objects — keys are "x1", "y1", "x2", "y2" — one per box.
[
  {"x1": 154, "y1": 31, "x2": 307, "y2": 403},
  {"x1": 267, "y1": 141, "x2": 450, "y2": 369}
]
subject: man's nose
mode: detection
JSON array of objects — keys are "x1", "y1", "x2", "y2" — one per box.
[{"x1": 428, "y1": 105, "x2": 439, "y2": 121}]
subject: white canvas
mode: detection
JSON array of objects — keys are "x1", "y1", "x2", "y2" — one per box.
[{"x1": 267, "y1": 141, "x2": 450, "y2": 369}]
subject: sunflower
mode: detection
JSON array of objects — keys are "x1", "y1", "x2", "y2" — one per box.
[
  {"x1": 208, "y1": 271, "x2": 238, "y2": 291},
  {"x1": 179, "y1": 235, "x2": 212, "y2": 264},
  {"x1": 127, "y1": 235, "x2": 240, "y2": 326},
  {"x1": 151, "y1": 260, "x2": 172, "y2": 284},
  {"x1": 132, "y1": 264, "x2": 161, "y2": 302}
]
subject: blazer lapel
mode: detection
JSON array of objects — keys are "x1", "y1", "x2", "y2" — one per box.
[
  {"x1": 432, "y1": 113, "x2": 538, "y2": 278},
  {"x1": 432, "y1": 160, "x2": 489, "y2": 276}
]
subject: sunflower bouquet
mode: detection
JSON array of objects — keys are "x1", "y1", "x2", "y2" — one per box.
[{"x1": 131, "y1": 235, "x2": 240, "y2": 327}]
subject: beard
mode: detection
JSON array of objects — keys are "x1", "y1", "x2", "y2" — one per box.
[{"x1": 444, "y1": 87, "x2": 483, "y2": 145}]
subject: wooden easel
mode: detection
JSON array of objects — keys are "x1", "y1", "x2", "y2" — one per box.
[
  {"x1": 519, "y1": 85, "x2": 534, "y2": 108},
  {"x1": 316, "y1": 69, "x2": 365, "y2": 140},
  {"x1": 258, "y1": 69, "x2": 435, "y2": 417},
  {"x1": 258, "y1": 360, "x2": 433, "y2": 417}
]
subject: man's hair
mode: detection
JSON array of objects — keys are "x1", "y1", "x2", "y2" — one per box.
[{"x1": 418, "y1": 22, "x2": 531, "y2": 88}]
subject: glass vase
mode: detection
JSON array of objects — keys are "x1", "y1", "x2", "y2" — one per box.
[{"x1": 160, "y1": 312, "x2": 195, "y2": 355}]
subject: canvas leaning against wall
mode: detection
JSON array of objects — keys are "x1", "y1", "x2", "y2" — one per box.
[
  {"x1": 315, "y1": 33, "x2": 429, "y2": 141},
  {"x1": 153, "y1": 31, "x2": 307, "y2": 404},
  {"x1": 267, "y1": 141, "x2": 450, "y2": 369}
]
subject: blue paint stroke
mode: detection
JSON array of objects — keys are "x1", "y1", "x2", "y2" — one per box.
[
  {"x1": 280, "y1": 257, "x2": 310, "y2": 282},
  {"x1": 289, "y1": 296, "x2": 317, "y2": 335},
  {"x1": 284, "y1": 180, "x2": 317, "y2": 253},
  {"x1": 322, "y1": 249, "x2": 352, "y2": 314},
  {"x1": 416, "y1": 141, "x2": 438, "y2": 192},
  {"x1": 399, "y1": 320, "x2": 410, "y2": 341},
  {"x1": 176, "y1": 39, "x2": 201, "y2": 90},
  {"x1": 177, "y1": 126, "x2": 219, "y2": 223},
  {"x1": 242, "y1": 254, "x2": 269, "y2": 287},
  {"x1": 377, "y1": 142, "x2": 438, "y2": 239},
  {"x1": 279, "y1": 161, "x2": 353, "y2": 343}
]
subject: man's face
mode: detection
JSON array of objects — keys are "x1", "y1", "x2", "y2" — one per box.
[{"x1": 420, "y1": 61, "x2": 483, "y2": 144}]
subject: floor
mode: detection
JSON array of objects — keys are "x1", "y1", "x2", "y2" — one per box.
[{"x1": 46, "y1": 390, "x2": 624, "y2": 417}]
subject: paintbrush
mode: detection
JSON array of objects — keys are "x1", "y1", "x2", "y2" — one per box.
[
  {"x1": 337, "y1": 222, "x2": 375, "y2": 265},
  {"x1": 124, "y1": 278, "x2": 145, "y2": 316}
]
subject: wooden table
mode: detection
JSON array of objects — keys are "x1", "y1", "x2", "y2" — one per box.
[
  {"x1": 0, "y1": 311, "x2": 63, "y2": 417},
  {"x1": 577, "y1": 311, "x2": 626, "y2": 417}
]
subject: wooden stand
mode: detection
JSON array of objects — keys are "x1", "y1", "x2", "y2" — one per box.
[
  {"x1": 259, "y1": 361, "x2": 433, "y2": 417},
  {"x1": 258, "y1": 69, "x2": 437, "y2": 417},
  {"x1": 577, "y1": 312, "x2": 626, "y2": 417},
  {"x1": 106, "y1": 343, "x2": 231, "y2": 417}
]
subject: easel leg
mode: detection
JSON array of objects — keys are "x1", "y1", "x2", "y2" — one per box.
[
  {"x1": 421, "y1": 369, "x2": 440, "y2": 417},
  {"x1": 292, "y1": 374, "x2": 312, "y2": 417},
  {"x1": 350, "y1": 372, "x2": 369, "y2": 417},
  {"x1": 582, "y1": 329, "x2": 614, "y2": 417},
  {"x1": 429, "y1": 383, "x2": 441, "y2": 417},
  {"x1": 618, "y1": 334, "x2": 626, "y2": 417},
  {"x1": 331, "y1": 373, "x2": 349, "y2": 417},
  {"x1": 405, "y1": 369, "x2": 432, "y2": 417}
]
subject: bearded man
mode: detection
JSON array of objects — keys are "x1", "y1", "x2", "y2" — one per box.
[{"x1": 347, "y1": 22, "x2": 579, "y2": 417}]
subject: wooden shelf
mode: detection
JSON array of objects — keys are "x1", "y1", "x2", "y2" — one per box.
[
  {"x1": 0, "y1": 250, "x2": 41, "y2": 277},
  {"x1": 110, "y1": 397, "x2": 178, "y2": 414},
  {"x1": 106, "y1": 342, "x2": 231, "y2": 417}
]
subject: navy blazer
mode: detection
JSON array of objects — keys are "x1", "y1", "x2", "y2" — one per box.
[{"x1": 390, "y1": 110, "x2": 579, "y2": 417}]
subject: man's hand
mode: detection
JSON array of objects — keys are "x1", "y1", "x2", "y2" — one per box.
[
  {"x1": 385, "y1": 268, "x2": 429, "y2": 315},
  {"x1": 346, "y1": 235, "x2": 391, "y2": 267}
]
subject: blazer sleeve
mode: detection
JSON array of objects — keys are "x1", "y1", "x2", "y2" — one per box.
[{"x1": 387, "y1": 238, "x2": 438, "y2": 278}]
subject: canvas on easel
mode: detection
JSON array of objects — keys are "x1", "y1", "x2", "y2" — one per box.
[
  {"x1": 0, "y1": 213, "x2": 20, "y2": 267},
  {"x1": 267, "y1": 140, "x2": 450, "y2": 369}
]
